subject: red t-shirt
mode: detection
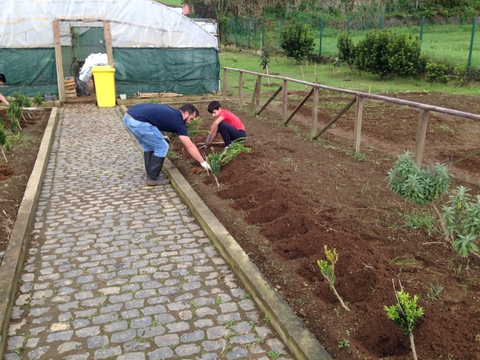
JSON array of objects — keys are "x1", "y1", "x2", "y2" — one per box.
[{"x1": 219, "y1": 109, "x2": 245, "y2": 131}]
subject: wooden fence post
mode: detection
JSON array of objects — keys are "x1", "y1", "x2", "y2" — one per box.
[
  {"x1": 415, "y1": 109, "x2": 429, "y2": 167},
  {"x1": 353, "y1": 95, "x2": 364, "y2": 154},
  {"x1": 282, "y1": 79, "x2": 288, "y2": 122},
  {"x1": 238, "y1": 71, "x2": 243, "y2": 106},
  {"x1": 53, "y1": 20, "x2": 66, "y2": 102},
  {"x1": 250, "y1": 76, "x2": 262, "y2": 111},
  {"x1": 311, "y1": 87, "x2": 319, "y2": 138},
  {"x1": 255, "y1": 75, "x2": 261, "y2": 112},
  {"x1": 223, "y1": 68, "x2": 227, "y2": 103}
]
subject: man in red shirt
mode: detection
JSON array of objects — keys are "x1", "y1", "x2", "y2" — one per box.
[{"x1": 201, "y1": 101, "x2": 246, "y2": 149}]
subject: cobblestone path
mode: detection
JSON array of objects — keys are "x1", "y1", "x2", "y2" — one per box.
[{"x1": 3, "y1": 104, "x2": 292, "y2": 360}]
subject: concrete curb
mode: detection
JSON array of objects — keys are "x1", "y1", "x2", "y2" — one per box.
[
  {"x1": 0, "y1": 108, "x2": 59, "y2": 358},
  {"x1": 163, "y1": 160, "x2": 331, "y2": 360}
]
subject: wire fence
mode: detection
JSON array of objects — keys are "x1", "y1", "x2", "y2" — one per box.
[{"x1": 220, "y1": 15, "x2": 479, "y2": 75}]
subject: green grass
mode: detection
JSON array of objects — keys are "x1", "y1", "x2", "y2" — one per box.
[
  {"x1": 220, "y1": 49, "x2": 480, "y2": 96},
  {"x1": 155, "y1": 0, "x2": 182, "y2": 6},
  {"x1": 227, "y1": 22, "x2": 479, "y2": 71}
]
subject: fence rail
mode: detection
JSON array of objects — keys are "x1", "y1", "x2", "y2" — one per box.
[{"x1": 223, "y1": 66, "x2": 480, "y2": 167}]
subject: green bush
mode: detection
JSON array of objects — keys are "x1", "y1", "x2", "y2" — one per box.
[
  {"x1": 387, "y1": 151, "x2": 450, "y2": 206},
  {"x1": 355, "y1": 29, "x2": 423, "y2": 79},
  {"x1": 336, "y1": 31, "x2": 357, "y2": 70},
  {"x1": 355, "y1": 30, "x2": 393, "y2": 79},
  {"x1": 425, "y1": 62, "x2": 449, "y2": 84},
  {"x1": 387, "y1": 33, "x2": 422, "y2": 77},
  {"x1": 280, "y1": 23, "x2": 315, "y2": 62}
]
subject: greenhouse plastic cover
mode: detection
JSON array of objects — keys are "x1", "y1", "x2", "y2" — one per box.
[{"x1": 0, "y1": 0, "x2": 218, "y2": 49}]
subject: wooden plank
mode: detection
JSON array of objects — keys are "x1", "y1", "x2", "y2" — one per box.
[
  {"x1": 103, "y1": 21, "x2": 113, "y2": 66},
  {"x1": 53, "y1": 20, "x2": 65, "y2": 102},
  {"x1": 415, "y1": 109, "x2": 429, "y2": 167},
  {"x1": 311, "y1": 87, "x2": 319, "y2": 138},
  {"x1": 353, "y1": 95, "x2": 364, "y2": 155},
  {"x1": 256, "y1": 85, "x2": 283, "y2": 116},
  {"x1": 284, "y1": 88, "x2": 313, "y2": 126},
  {"x1": 452, "y1": 148, "x2": 480, "y2": 165},
  {"x1": 313, "y1": 97, "x2": 356, "y2": 140}
]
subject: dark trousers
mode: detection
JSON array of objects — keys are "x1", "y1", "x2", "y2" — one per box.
[{"x1": 218, "y1": 122, "x2": 246, "y2": 146}]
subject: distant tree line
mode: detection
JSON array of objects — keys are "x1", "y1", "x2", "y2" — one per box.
[{"x1": 187, "y1": 0, "x2": 479, "y2": 19}]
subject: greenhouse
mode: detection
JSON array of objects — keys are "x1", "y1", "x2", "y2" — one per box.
[{"x1": 0, "y1": 0, "x2": 220, "y2": 99}]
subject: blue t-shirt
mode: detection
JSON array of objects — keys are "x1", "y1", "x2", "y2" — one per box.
[{"x1": 127, "y1": 104, "x2": 188, "y2": 136}]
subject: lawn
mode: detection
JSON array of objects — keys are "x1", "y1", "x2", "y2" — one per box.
[{"x1": 219, "y1": 47, "x2": 480, "y2": 97}]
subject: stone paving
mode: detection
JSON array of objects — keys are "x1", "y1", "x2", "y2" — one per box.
[{"x1": 4, "y1": 104, "x2": 293, "y2": 360}]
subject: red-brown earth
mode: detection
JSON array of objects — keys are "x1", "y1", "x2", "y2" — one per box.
[{"x1": 169, "y1": 91, "x2": 480, "y2": 359}]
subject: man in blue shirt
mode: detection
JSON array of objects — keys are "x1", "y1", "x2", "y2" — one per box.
[{"x1": 124, "y1": 103, "x2": 210, "y2": 186}]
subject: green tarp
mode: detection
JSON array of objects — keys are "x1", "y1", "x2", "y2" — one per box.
[{"x1": 0, "y1": 47, "x2": 219, "y2": 98}]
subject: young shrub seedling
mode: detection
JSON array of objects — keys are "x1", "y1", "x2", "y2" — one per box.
[
  {"x1": 205, "y1": 139, "x2": 251, "y2": 187},
  {"x1": 384, "y1": 279, "x2": 424, "y2": 360},
  {"x1": 317, "y1": 245, "x2": 350, "y2": 311},
  {"x1": 387, "y1": 151, "x2": 450, "y2": 241},
  {"x1": 442, "y1": 186, "x2": 480, "y2": 257}
]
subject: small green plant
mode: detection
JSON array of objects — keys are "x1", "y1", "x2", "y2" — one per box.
[
  {"x1": 384, "y1": 280, "x2": 424, "y2": 360},
  {"x1": 317, "y1": 245, "x2": 350, "y2": 311},
  {"x1": 425, "y1": 62, "x2": 449, "y2": 84},
  {"x1": 186, "y1": 117, "x2": 208, "y2": 142},
  {"x1": 426, "y1": 282, "x2": 444, "y2": 301},
  {"x1": 205, "y1": 139, "x2": 251, "y2": 186},
  {"x1": 388, "y1": 151, "x2": 450, "y2": 241},
  {"x1": 268, "y1": 351, "x2": 281, "y2": 360},
  {"x1": 338, "y1": 339, "x2": 350, "y2": 348},
  {"x1": 388, "y1": 151, "x2": 450, "y2": 206},
  {"x1": 442, "y1": 186, "x2": 480, "y2": 257},
  {"x1": 33, "y1": 94, "x2": 43, "y2": 107}
]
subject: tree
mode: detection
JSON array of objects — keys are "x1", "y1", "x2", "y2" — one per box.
[{"x1": 280, "y1": 23, "x2": 314, "y2": 63}]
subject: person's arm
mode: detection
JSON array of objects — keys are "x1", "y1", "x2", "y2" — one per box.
[
  {"x1": 0, "y1": 93, "x2": 9, "y2": 106},
  {"x1": 206, "y1": 116, "x2": 224, "y2": 145},
  {"x1": 179, "y1": 135, "x2": 207, "y2": 164}
]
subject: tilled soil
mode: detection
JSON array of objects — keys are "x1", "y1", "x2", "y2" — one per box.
[
  {"x1": 0, "y1": 108, "x2": 50, "y2": 254},
  {"x1": 169, "y1": 91, "x2": 480, "y2": 359}
]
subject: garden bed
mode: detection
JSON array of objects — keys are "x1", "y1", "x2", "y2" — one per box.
[
  {"x1": 0, "y1": 107, "x2": 51, "y2": 255},
  {"x1": 170, "y1": 91, "x2": 480, "y2": 359}
]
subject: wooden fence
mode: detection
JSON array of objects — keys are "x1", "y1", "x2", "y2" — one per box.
[{"x1": 223, "y1": 67, "x2": 480, "y2": 167}]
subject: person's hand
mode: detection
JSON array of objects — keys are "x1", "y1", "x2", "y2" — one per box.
[
  {"x1": 200, "y1": 161, "x2": 211, "y2": 171},
  {"x1": 205, "y1": 134, "x2": 212, "y2": 145}
]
